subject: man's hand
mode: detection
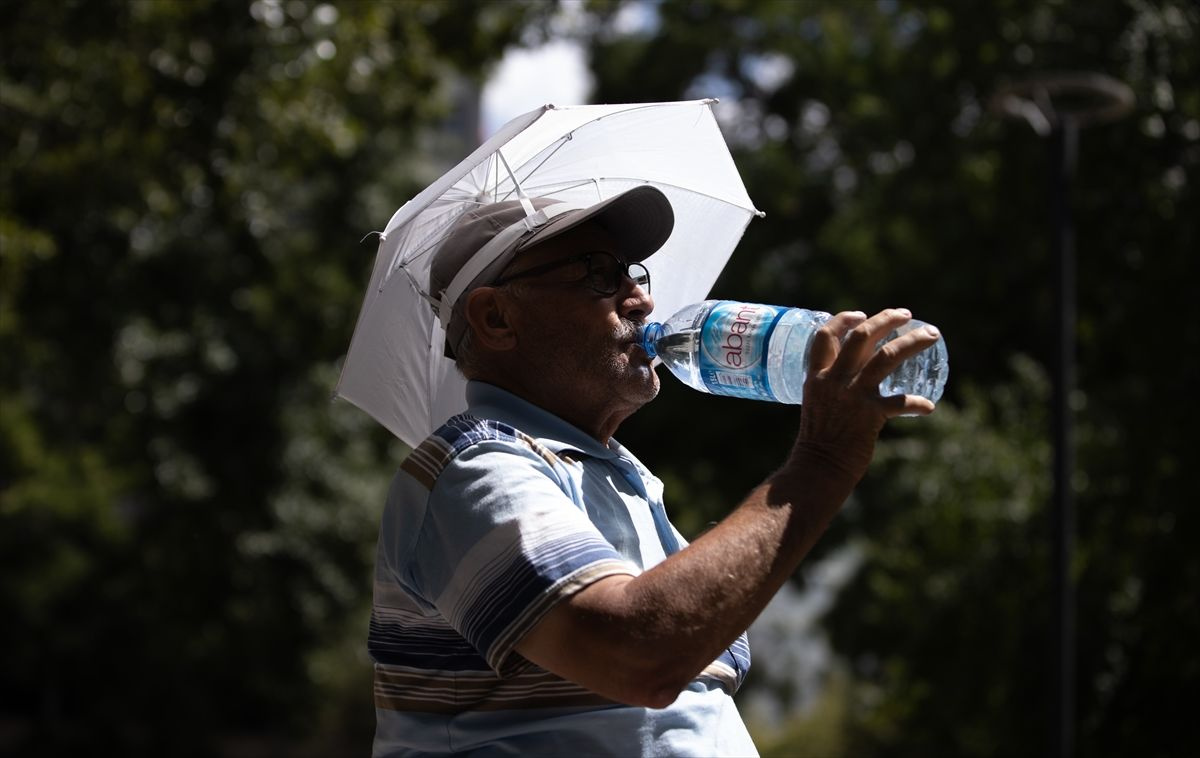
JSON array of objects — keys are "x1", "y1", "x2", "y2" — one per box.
[{"x1": 788, "y1": 308, "x2": 941, "y2": 486}]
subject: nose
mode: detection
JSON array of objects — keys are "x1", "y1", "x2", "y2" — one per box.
[{"x1": 619, "y1": 278, "x2": 654, "y2": 321}]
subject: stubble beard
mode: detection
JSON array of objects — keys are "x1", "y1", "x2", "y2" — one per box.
[
  {"x1": 542, "y1": 318, "x2": 659, "y2": 412},
  {"x1": 609, "y1": 319, "x2": 660, "y2": 406}
]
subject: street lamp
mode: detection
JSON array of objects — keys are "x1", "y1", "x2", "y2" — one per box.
[{"x1": 990, "y1": 72, "x2": 1134, "y2": 758}]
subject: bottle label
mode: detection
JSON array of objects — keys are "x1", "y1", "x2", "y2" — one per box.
[{"x1": 699, "y1": 301, "x2": 787, "y2": 401}]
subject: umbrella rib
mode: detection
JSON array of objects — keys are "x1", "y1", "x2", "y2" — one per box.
[
  {"x1": 490, "y1": 153, "x2": 501, "y2": 203},
  {"x1": 505, "y1": 138, "x2": 573, "y2": 200},
  {"x1": 497, "y1": 149, "x2": 537, "y2": 215},
  {"x1": 515, "y1": 177, "x2": 764, "y2": 217},
  {"x1": 398, "y1": 262, "x2": 438, "y2": 306},
  {"x1": 399, "y1": 231, "x2": 453, "y2": 272},
  {"x1": 512, "y1": 178, "x2": 601, "y2": 198}
]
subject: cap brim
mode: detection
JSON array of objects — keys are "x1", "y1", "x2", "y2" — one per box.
[{"x1": 516, "y1": 185, "x2": 675, "y2": 263}]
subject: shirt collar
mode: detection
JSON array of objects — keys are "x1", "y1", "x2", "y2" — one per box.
[{"x1": 465, "y1": 381, "x2": 620, "y2": 460}]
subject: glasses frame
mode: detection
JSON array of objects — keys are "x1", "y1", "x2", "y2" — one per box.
[{"x1": 493, "y1": 251, "x2": 651, "y2": 297}]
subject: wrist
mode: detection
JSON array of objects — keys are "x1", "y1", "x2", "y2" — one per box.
[{"x1": 774, "y1": 440, "x2": 868, "y2": 507}]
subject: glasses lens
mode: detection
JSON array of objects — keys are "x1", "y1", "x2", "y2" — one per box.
[
  {"x1": 628, "y1": 262, "x2": 650, "y2": 293},
  {"x1": 585, "y1": 254, "x2": 621, "y2": 295},
  {"x1": 582, "y1": 254, "x2": 652, "y2": 296}
]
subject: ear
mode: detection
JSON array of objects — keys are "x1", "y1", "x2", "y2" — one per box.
[{"x1": 462, "y1": 287, "x2": 518, "y2": 352}]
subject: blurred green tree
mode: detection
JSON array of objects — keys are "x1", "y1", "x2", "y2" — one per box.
[
  {"x1": 1, "y1": 0, "x2": 551, "y2": 753},
  {"x1": 5, "y1": 0, "x2": 1197, "y2": 755},
  {"x1": 583, "y1": 1, "x2": 1198, "y2": 755}
]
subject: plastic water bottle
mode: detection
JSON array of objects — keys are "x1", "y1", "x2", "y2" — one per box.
[{"x1": 640, "y1": 300, "x2": 948, "y2": 405}]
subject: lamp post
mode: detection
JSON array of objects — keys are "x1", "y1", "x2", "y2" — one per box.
[{"x1": 990, "y1": 72, "x2": 1133, "y2": 758}]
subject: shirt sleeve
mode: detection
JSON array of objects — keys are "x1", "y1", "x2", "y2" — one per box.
[{"x1": 404, "y1": 438, "x2": 640, "y2": 674}]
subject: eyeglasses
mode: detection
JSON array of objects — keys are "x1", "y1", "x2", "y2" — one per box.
[{"x1": 493, "y1": 251, "x2": 651, "y2": 297}]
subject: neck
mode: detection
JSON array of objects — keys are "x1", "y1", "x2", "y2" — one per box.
[{"x1": 473, "y1": 370, "x2": 635, "y2": 444}]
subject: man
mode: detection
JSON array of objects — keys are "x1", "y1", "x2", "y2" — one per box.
[{"x1": 368, "y1": 186, "x2": 940, "y2": 756}]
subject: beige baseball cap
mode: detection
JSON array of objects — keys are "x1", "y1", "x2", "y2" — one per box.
[{"x1": 430, "y1": 185, "x2": 674, "y2": 358}]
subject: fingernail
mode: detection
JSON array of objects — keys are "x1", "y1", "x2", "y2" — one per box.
[
  {"x1": 925, "y1": 326, "x2": 940, "y2": 338},
  {"x1": 896, "y1": 308, "x2": 912, "y2": 317}
]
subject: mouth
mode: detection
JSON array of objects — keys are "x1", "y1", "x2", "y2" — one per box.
[
  {"x1": 626, "y1": 339, "x2": 656, "y2": 366},
  {"x1": 619, "y1": 320, "x2": 646, "y2": 342},
  {"x1": 617, "y1": 321, "x2": 656, "y2": 362},
  {"x1": 621, "y1": 331, "x2": 647, "y2": 355}
]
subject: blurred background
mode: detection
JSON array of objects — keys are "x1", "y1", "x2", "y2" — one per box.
[{"x1": 2, "y1": 0, "x2": 1196, "y2": 755}]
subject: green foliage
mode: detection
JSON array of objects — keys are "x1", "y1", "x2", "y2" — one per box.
[
  {"x1": 757, "y1": 666, "x2": 853, "y2": 758},
  {"x1": 829, "y1": 358, "x2": 1054, "y2": 757},
  {"x1": 596, "y1": 0, "x2": 1199, "y2": 755},
  {"x1": 1, "y1": 0, "x2": 551, "y2": 753}
]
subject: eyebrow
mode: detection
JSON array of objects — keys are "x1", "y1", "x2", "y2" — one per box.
[{"x1": 495, "y1": 252, "x2": 591, "y2": 284}]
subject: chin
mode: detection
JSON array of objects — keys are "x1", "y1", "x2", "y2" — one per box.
[
  {"x1": 608, "y1": 350, "x2": 659, "y2": 404},
  {"x1": 628, "y1": 365, "x2": 660, "y2": 403}
]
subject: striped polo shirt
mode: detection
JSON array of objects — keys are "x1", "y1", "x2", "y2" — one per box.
[{"x1": 369, "y1": 381, "x2": 755, "y2": 756}]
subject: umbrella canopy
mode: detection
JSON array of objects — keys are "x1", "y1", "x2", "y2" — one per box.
[{"x1": 335, "y1": 98, "x2": 762, "y2": 448}]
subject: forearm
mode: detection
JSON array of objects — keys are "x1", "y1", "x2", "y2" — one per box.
[
  {"x1": 517, "y1": 443, "x2": 861, "y2": 706},
  {"x1": 649, "y1": 445, "x2": 860, "y2": 640}
]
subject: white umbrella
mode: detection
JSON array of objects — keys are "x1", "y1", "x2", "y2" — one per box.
[{"x1": 335, "y1": 98, "x2": 763, "y2": 447}]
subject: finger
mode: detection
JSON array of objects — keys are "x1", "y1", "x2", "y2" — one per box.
[
  {"x1": 878, "y1": 393, "x2": 937, "y2": 418},
  {"x1": 808, "y1": 311, "x2": 866, "y2": 374},
  {"x1": 827, "y1": 308, "x2": 913, "y2": 381},
  {"x1": 856, "y1": 323, "x2": 942, "y2": 389}
]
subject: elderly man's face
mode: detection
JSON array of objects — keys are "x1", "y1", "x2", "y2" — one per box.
[{"x1": 499, "y1": 220, "x2": 659, "y2": 428}]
